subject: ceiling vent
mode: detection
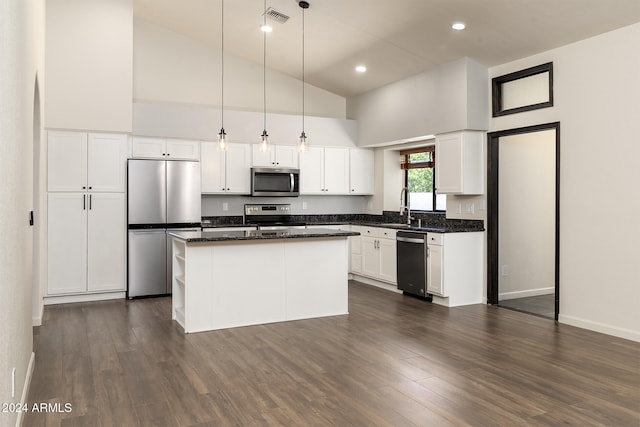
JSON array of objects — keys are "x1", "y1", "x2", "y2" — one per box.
[{"x1": 264, "y1": 7, "x2": 290, "y2": 24}]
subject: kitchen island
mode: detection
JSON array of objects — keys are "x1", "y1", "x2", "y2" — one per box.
[{"x1": 169, "y1": 228, "x2": 359, "y2": 333}]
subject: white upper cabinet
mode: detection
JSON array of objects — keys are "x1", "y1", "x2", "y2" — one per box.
[
  {"x1": 48, "y1": 131, "x2": 126, "y2": 192},
  {"x1": 87, "y1": 133, "x2": 127, "y2": 192},
  {"x1": 299, "y1": 146, "x2": 349, "y2": 195},
  {"x1": 131, "y1": 136, "x2": 200, "y2": 160},
  {"x1": 201, "y1": 142, "x2": 251, "y2": 194},
  {"x1": 299, "y1": 147, "x2": 324, "y2": 194},
  {"x1": 324, "y1": 147, "x2": 350, "y2": 195},
  {"x1": 435, "y1": 131, "x2": 484, "y2": 195},
  {"x1": 251, "y1": 144, "x2": 299, "y2": 168},
  {"x1": 349, "y1": 148, "x2": 374, "y2": 195}
]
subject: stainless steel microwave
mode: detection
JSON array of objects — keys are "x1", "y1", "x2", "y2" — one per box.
[{"x1": 251, "y1": 167, "x2": 300, "y2": 197}]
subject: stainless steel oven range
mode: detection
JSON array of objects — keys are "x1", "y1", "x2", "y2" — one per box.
[{"x1": 244, "y1": 204, "x2": 306, "y2": 230}]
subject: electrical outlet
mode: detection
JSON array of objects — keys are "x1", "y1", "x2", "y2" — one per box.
[
  {"x1": 222, "y1": 203, "x2": 229, "y2": 211},
  {"x1": 302, "y1": 202, "x2": 307, "y2": 210},
  {"x1": 466, "y1": 203, "x2": 475, "y2": 214},
  {"x1": 501, "y1": 265, "x2": 509, "y2": 276}
]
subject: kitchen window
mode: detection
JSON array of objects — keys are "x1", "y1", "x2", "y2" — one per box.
[{"x1": 401, "y1": 147, "x2": 446, "y2": 211}]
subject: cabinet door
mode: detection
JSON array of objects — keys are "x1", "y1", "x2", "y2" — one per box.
[
  {"x1": 435, "y1": 133, "x2": 463, "y2": 194},
  {"x1": 87, "y1": 133, "x2": 126, "y2": 192},
  {"x1": 427, "y1": 244, "x2": 444, "y2": 296},
  {"x1": 48, "y1": 131, "x2": 87, "y2": 192},
  {"x1": 350, "y1": 149, "x2": 374, "y2": 195},
  {"x1": 166, "y1": 139, "x2": 200, "y2": 160},
  {"x1": 87, "y1": 193, "x2": 125, "y2": 292},
  {"x1": 47, "y1": 193, "x2": 87, "y2": 295},
  {"x1": 324, "y1": 147, "x2": 350, "y2": 194},
  {"x1": 299, "y1": 146, "x2": 324, "y2": 194},
  {"x1": 131, "y1": 136, "x2": 166, "y2": 158},
  {"x1": 251, "y1": 144, "x2": 275, "y2": 167},
  {"x1": 349, "y1": 229, "x2": 363, "y2": 274},
  {"x1": 275, "y1": 145, "x2": 299, "y2": 168},
  {"x1": 361, "y1": 236, "x2": 379, "y2": 278},
  {"x1": 225, "y1": 144, "x2": 252, "y2": 193},
  {"x1": 201, "y1": 142, "x2": 226, "y2": 193},
  {"x1": 378, "y1": 238, "x2": 397, "y2": 284},
  {"x1": 435, "y1": 131, "x2": 483, "y2": 195}
]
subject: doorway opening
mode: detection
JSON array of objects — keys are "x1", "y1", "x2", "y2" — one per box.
[{"x1": 487, "y1": 122, "x2": 560, "y2": 320}]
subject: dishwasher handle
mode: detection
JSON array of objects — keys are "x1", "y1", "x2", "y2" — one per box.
[{"x1": 397, "y1": 236, "x2": 426, "y2": 244}]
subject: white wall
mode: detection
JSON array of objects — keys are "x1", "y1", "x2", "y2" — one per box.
[
  {"x1": 347, "y1": 57, "x2": 488, "y2": 146},
  {"x1": 133, "y1": 18, "x2": 346, "y2": 119},
  {"x1": 489, "y1": 23, "x2": 640, "y2": 341},
  {"x1": 498, "y1": 130, "x2": 556, "y2": 299},
  {"x1": 0, "y1": 0, "x2": 44, "y2": 425},
  {"x1": 45, "y1": 0, "x2": 132, "y2": 132},
  {"x1": 133, "y1": 102, "x2": 357, "y2": 147}
]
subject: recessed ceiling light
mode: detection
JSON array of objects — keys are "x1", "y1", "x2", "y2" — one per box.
[
  {"x1": 355, "y1": 65, "x2": 367, "y2": 73},
  {"x1": 452, "y1": 22, "x2": 465, "y2": 31},
  {"x1": 260, "y1": 24, "x2": 273, "y2": 33}
]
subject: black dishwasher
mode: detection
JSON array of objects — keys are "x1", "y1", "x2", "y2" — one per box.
[{"x1": 396, "y1": 231, "x2": 428, "y2": 297}]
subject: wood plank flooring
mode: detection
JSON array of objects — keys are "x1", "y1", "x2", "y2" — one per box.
[{"x1": 24, "y1": 281, "x2": 640, "y2": 426}]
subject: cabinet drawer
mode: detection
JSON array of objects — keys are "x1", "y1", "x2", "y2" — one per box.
[
  {"x1": 360, "y1": 226, "x2": 380, "y2": 238},
  {"x1": 379, "y1": 228, "x2": 396, "y2": 240},
  {"x1": 426, "y1": 233, "x2": 443, "y2": 245}
]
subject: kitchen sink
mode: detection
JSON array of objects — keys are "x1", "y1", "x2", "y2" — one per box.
[{"x1": 384, "y1": 223, "x2": 411, "y2": 228}]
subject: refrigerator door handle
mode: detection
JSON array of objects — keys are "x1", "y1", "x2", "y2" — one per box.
[{"x1": 83, "y1": 194, "x2": 86, "y2": 210}]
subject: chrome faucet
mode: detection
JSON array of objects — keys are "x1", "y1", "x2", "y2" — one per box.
[{"x1": 400, "y1": 187, "x2": 413, "y2": 225}]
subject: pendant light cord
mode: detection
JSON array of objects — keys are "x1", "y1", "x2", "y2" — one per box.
[
  {"x1": 301, "y1": 5, "x2": 305, "y2": 133},
  {"x1": 221, "y1": 0, "x2": 224, "y2": 128},
  {"x1": 263, "y1": 0, "x2": 267, "y2": 133}
]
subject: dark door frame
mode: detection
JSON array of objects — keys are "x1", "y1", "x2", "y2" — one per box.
[{"x1": 487, "y1": 122, "x2": 560, "y2": 320}]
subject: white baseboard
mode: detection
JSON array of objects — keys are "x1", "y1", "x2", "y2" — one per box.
[
  {"x1": 44, "y1": 291, "x2": 126, "y2": 305},
  {"x1": 499, "y1": 287, "x2": 554, "y2": 301},
  {"x1": 559, "y1": 314, "x2": 640, "y2": 343},
  {"x1": 15, "y1": 352, "x2": 35, "y2": 427},
  {"x1": 350, "y1": 275, "x2": 402, "y2": 294}
]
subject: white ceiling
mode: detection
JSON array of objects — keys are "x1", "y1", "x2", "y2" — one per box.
[{"x1": 133, "y1": 0, "x2": 640, "y2": 98}]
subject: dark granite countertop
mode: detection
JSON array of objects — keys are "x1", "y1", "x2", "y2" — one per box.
[
  {"x1": 201, "y1": 211, "x2": 484, "y2": 233},
  {"x1": 170, "y1": 228, "x2": 359, "y2": 243}
]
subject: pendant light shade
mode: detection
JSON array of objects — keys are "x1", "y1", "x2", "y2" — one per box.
[
  {"x1": 298, "y1": 1, "x2": 310, "y2": 152},
  {"x1": 218, "y1": 0, "x2": 228, "y2": 151},
  {"x1": 259, "y1": 0, "x2": 270, "y2": 153}
]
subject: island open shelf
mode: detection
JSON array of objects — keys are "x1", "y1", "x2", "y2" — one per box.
[{"x1": 170, "y1": 228, "x2": 358, "y2": 333}]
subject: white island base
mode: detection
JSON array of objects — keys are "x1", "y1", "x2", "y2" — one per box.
[{"x1": 171, "y1": 234, "x2": 349, "y2": 333}]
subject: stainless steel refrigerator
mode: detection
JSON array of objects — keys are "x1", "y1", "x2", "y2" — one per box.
[{"x1": 127, "y1": 159, "x2": 201, "y2": 298}]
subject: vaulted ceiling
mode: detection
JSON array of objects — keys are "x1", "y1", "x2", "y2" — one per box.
[{"x1": 133, "y1": 0, "x2": 640, "y2": 97}]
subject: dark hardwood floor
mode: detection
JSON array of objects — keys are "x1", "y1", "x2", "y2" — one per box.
[{"x1": 24, "y1": 281, "x2": 640, "y2": 426}]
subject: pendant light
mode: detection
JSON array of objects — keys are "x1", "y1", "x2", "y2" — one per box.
[
  {"x1": 217, "y1": 0, "x2": 228, "y2": 151},
  {"x1": 259, "y1": 0, "x2": 270, "y2": 153},
  {"x1": 298, "y1": 1, "x2": 309, "y2": 152}
]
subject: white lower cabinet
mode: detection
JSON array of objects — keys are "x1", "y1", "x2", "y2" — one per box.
[
  {"x1": 426, "y1": 237, "x2": 444, "y2": 296},
  {"x1": 425, "y1": 232, "x2": 484, "y2": 307},
  {"x1": 357, "y1": 227, "x2": 397, "y2": 284},
  {"x1": 349, "y1": 226, "x2": 363, "y2": 274},
  {"x1": 47, "y1": 192, "x2": 125, "y2": 296}
]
